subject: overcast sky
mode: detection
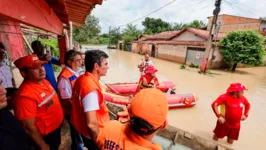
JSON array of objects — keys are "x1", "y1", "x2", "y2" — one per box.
[{"x1": 91, "y1": 0, "x2": 266, "y2": 33}]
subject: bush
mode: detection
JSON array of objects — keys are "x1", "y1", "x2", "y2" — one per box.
[
  {"x1": 189, "y1": 63, "x2": 199, "y2": 68},
  {"x1": 180, "y1": 64, "x2": 186, "y2": 69}
]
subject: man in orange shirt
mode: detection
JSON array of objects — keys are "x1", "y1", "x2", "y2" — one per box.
[
  {"x1": 14, "y1": 54, "x2": 64, "y2": 150},
  {"x1": 71, "y1": 50, "x2": 110, "y2": 149},
  {"x1": 97, "y1": 88, "x2": 168, "y2": 150}
]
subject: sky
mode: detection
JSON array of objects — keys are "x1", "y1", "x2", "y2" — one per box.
[{"x1": 91, "y1": 0, "x2": 266, "y2": 33}]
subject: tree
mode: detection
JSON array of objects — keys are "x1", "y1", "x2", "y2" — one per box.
[
  {"x1": 73, "y1": 15, "x2": 101, "y2": 44},
  {"x1": 219, "y1": 30, "x2": 265, "y2": 72},
  {"x1": 187, "y1": 20, "x2": 207, "y2": 28},
  {"x1": 142, "y1": 17, "x2": 171, "y2": 34},
  {"x1": 171, "y1": 23, "x2": 188, "y2": 30},
  {"x1": 122, "y1": 24, "x2": 142, "y2": 49},
  {"x1": 109, "y1": 27, "x2": 122, "y2": 46}
]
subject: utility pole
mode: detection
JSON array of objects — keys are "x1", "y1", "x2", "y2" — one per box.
[
  {"x1": 69, "y1": 21, "x2": 73, "y2": 49},
  {"x1": 200, "y1": 0, "x2": 222, "y2": 73},
  {"x1": 108, "y1": 26, "x2": 111, "y2": 47}
]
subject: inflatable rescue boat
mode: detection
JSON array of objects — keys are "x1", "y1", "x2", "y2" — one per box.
[
  {"x1": 105, "y1": 81, "x2": 176, "y2": 95},
  {"x1": 102, "y1": 82, "x2": 197, "y2": 109}
]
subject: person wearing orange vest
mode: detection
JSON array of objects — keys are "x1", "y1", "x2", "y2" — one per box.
[
  {"x1": 57, "y1": 50, "x2": 84, "y2": 150},
  {"x1": 135, "y1": 66, "x2": 159, "y2": 94},
  {"x1": 211, "y1": 83, "x2": 251, "y2": 144},
  {"x1": 71, "y1": 50, "x2": 110, "y2": 149},
  {"x1": 14, "y1": 54, "x2": 64, "y2": 150},
  {"x1": 97, "y1": 88, "x2": 168, "y2": 150}
]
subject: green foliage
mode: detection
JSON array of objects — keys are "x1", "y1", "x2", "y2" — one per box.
[
  {"x1": 142, "y1": 17, "x2": 171, "y2": 34},
  {"x1": 109, "y1": 27, "x2": 122, "y2": 46},
  {"x1": 219, "y1": 30, "x2": 265, "y2": 70},
  {"x1": 73, "y1": 15, "x2": 101, "y2": 44},
  {"x1": 99, "y1": 35, "x2": 109, "y2": 45},
  {"x1": 39, "y1": 38, "x2": 59, "y2": 58},
  {"x1": 189, "y1": 63, "x2": 199, "y2": 68},
  {"x1": 180, "y1": 64, "x2": 186, "y2": 69},
  {"x1": 122, "y1": 24, "x2": 142, "y2": 49},
  {"x1": 142, "y1": 18, "x2": 207, "y2": 34},
  {"x1": 170, "y1": 20, "x2": 207, "y2": 31}
]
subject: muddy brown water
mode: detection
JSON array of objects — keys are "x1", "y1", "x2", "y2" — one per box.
[{"x1": 82, "y1": 45, "x2": 266, "y2": 150}]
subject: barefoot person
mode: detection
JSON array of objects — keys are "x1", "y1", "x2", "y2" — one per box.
[{"x1": 211, "y1": 83, "x2": 251, "y2": 144}]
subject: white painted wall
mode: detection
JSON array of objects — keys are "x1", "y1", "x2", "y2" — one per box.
[{"x1": 172, "y1": 31, "x2": 205, "y2": 41}]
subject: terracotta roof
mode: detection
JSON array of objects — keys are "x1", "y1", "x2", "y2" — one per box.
[
  {"x1": 138, "y1": 30, "x2": 180, "y2": 41},
  {"x1": 171, "y1": 28, "x2": 226, "y2": 41},
  {"x1": 133, "y1": 40, "x2": 206, "y2": 47},
  {"x1": 46, "y1": 0, "x2": 103, "y2": 25}
]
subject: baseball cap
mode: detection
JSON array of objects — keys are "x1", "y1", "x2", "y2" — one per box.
[
  {"x1": 14, "y1": 54, "x2": 47, "y2": 70},
  {"x1": 130, "y1": 88, "x2": 168, "y2": 128}
]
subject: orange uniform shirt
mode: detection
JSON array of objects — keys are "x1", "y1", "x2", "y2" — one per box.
[
  {"x1": 15, "y1": 80, "x2": 64, "y2": 135},
  {"x1": 71, "y1": 72, "x2": 110, "y2": 137},
  {"x1": 97, "y1": 120, "x2": 162, "y2": 150}
]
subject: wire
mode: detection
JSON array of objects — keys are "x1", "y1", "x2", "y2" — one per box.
[
  {"x1": 226, "y1": 0, "x2": 265, "y2": 16},
  {"x1": 223, "y1": 0, "x2": 264, "y2": 17},
  {"x1": 116, "y1": 0, "x2": 178, "y2": 27}
]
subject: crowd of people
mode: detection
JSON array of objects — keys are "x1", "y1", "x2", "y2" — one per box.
[{"x1": 0, "y1": 40, "x2": 250, "y2": 150}]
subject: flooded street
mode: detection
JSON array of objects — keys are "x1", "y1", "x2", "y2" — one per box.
[{"x1": 84, "y1": 46, "x2": 266, "y2": 150}]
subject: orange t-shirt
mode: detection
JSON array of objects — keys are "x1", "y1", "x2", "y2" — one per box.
[
  {"x1": 15, "y1": 80, "x2": 64, "y2": 135},
  {"x1": 71, "y1": 72, "x2": 110, "y2": 137},
  {"x1": 97, "y1": 120, "x2": 162, "y2": 150}
]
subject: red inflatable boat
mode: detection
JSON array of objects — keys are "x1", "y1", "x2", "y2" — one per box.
[
  {"x1": 102, "y1": 82, "x2": 197, "y2": 109},
  {"x1": 104, "y1": 81, "x2": 176, "y2": 95}
]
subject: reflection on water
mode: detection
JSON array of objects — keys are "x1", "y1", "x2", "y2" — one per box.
[{"x1": 83, "y1": 46, "x2": 266, "y2": 150}]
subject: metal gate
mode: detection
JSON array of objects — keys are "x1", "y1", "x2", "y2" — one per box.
[{"x1": 185, "y1": 48, "x2": 205, "y2": 66}]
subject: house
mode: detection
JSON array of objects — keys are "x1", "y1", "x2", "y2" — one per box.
[
  {"x1": 132, "y1": 28, "x2": 225, "y2": 68},
  {"x1": 132, "y1": 31, "x2": 180, "y2": 56},
  {"x1": 207, "y1": 14, "x2": 266, "y2": 34},
  {"x1": 132, "y1": 14, "x2": 266, "y2": 69}
]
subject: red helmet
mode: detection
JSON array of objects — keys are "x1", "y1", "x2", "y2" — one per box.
[
  {"x1": 145, "y1": 66, "x2": 158, "y2": 74},
  {"x1": 227, "y1": 83, "x2": 247, "y2": 92}
]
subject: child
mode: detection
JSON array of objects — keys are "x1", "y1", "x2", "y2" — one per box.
[{"x1": 211, "y1": 83, "x2": 250, "y2": 144}]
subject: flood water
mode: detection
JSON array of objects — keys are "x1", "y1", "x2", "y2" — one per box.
[{"x1": 83, "y1": 46, "x2": 266, "y2": 150}]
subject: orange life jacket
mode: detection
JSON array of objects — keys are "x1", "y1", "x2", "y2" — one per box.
[
  {"x1": 15, "y1": 80, "x2": 64, "y2": 135},
  {"x1": 71, "y1": 72, "x2": 110, "y2": 137},
  {"x1": 57, "y1": 67, "x2": 78, "y2": 114},
  {"x1": 57, "y1": 67, "x2": 78, "y2": 87},
  {"x1": 135, "y1": 74, "x2": 159, "y2": 94}
]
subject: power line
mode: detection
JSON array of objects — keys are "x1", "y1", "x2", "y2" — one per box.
[
  {"x1": 223, "y1": 0, "x2": 264, "y2": 17},
  {"x1": 116, "y1": 0, "x2": 178, "y2": 28}
]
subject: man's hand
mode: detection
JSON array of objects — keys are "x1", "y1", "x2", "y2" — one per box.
[
  {"x1": 241, "y1": 115, "x2": 247, "y2": 121},
  {"x1": 218, "y1": 116, "x2": 226, "y2": 124}
]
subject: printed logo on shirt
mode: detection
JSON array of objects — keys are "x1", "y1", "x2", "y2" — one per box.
[
  {"x1": 104, "y1": 140, "x2": 123, "y2": 150},
  {"x1": 40, "y1": 93, "x2": 46, "y2": 98},
  {"x1": 32, "y1": 56, "x2": 38, "y2": 61}
]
